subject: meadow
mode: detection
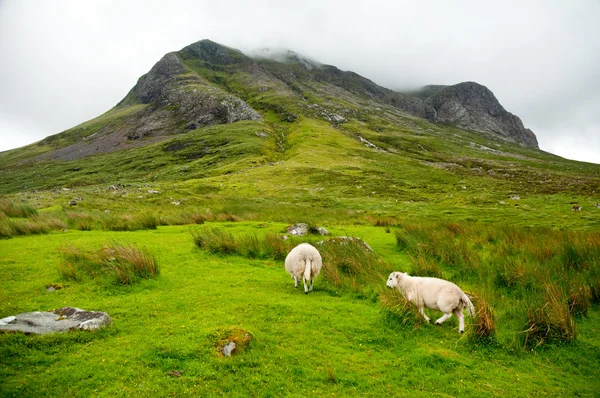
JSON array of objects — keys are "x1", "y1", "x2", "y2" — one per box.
[{"x1": 1, "y1": 218, "x2": 599, "y2": 397}]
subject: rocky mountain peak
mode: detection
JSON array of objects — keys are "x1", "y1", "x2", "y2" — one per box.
[
  {"x1": 418, "y1": 82, "x2": 539, "y2": 148},
  {"x1": 181, "y1": 39, "x2": 247, "y2": 66}
]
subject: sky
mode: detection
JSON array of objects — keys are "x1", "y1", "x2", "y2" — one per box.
[{"x1": 1, "y1": 0, "x2": 599, "y2": 164}]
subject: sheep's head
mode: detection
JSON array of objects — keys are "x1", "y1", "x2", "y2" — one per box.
[{"x1": 386, "y1": 272, "x2": 403, "y2": 288}]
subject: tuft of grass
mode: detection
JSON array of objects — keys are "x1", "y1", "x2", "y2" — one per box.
[
  {"x1": 468, "y1": 292, "x2": 496, "y2": 342},
  {"x1": 192, "y1": 228, "x2": 238, "y2": 255},
  {"x1": 410, "y1": 253, "x2": 443, "y2": 278},
  {"x1": 318, "y1": 237, "x2": 387, "y2": 295},
  {"x1": 379, "y1": 287, "x2": 422, "y2": 328},
  {"x1": 0, "y1": 199, "x2": 38, "y2": 218},
  {"x1": 522, "y1": 284, "x2": 576, "y2": 349},
  {"x1": 58, "y1": 243, "x2": 159, "y2": 285},
  {"x1": 568, "y1": 282, "x2": 591, "y2": 318}
]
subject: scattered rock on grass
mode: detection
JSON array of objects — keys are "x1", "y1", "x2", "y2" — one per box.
[
  {"x1": 317, "y1": 236, "x2": 374, "y2": 252},
  {"x1": 212, "y1": 328, "x2": 253, "y2": 357},
  {"x1": 287, "y1": 223, "x2": 329, "y2": 236},
  {"x1": 45, "y1": 283, "x2": 65, "y2": 292},
  {"x1": 0, "y1": 307, "x2": 111, "y2": 335}
]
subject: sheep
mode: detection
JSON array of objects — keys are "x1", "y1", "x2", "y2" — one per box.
[
  {"x1": 285, "y1": 243, "x2": 322, "y2": 294},
  {"x1": 386, "y1": 271, "x2": 475, "y2": 333}
]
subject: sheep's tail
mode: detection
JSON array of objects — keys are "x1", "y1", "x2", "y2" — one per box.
[
  {"x1": 461, "y1": 292, "x2": 475, "y2": 317},
  {"x1": 304, "y1": 258, "x2": 312, "y2": 282}
]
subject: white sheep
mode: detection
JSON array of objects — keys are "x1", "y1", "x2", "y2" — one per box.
[
  {"x1": 386, "y1": 271, "x2": 475, "y2": 333},
  {"x1": 285, "y1": 243, "x2": 322, "y2": 294}
]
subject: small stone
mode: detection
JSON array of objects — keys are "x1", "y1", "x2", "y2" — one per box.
[{"x1": 222, "y1": 342, "x2": 236, "y2": 357}]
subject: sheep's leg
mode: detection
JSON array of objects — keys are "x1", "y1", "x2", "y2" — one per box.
[
  {"x1": 453, "y1": 309, "x2": 465, "y2": 333},
  {"x1": 309, "y1": 277, "x2": 314, "y2": 292},
  {"x1": 303, "y1": 277, "x2": 309, "y2": 294},
  {"x1": 419, "y1": 307, "x2": 430, "y2": 323},
  {"x1": 294, "y1": 276, "x2": 298, "y2": 288},
  {"x1": 435, "y1": 313, "x2": 453, "y2": 325}
]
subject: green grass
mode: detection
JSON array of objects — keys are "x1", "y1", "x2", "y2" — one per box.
[{"x1": 1, "y1": 223, "x2": 599, "y2": 396}]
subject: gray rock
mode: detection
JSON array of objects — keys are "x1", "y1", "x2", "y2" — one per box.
[
  {"x1": 287, "y1": 223, "x2": 309, "y2": 236},
  {"x1": 317, "y1": 236, "x2": 374, "y2": 252},
  {"x1": 222, "y1": 341, "x2": 236, "y2": 357},
  {"x1": 286, "y1": 223, "x2": 329, "y2": 236},
  {"x1": 0, "y1": 307, "x2": 112, "y2": 335},
  {"x1": 317, "y1": 227, "x2": 329, "y2": 236},
  {"x1": 425, "y1": 82, "x2": 538, "y2": 148}
]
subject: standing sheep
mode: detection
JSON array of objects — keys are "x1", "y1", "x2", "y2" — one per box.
[
  {"x1": 285, "y1": 243, "x2": 322, "y2": 294},
  {"x1": 386, "y1": 271, "x2": 475, "y2": 333}
]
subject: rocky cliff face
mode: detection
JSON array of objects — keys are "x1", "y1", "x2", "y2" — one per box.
[{"x1": 414, "y1": 82, "x2": 538, "y2": 148}]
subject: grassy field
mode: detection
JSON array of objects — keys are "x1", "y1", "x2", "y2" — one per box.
[{"x1": 1, "y1": 222, "x2": 599, "y2": 397}]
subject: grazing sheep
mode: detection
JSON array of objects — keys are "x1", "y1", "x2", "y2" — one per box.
[
  {"x1": 386, "y1": 271, "x2": 475, "y2": 333},
  {"x1": 285, "y1": 243, "x2": 322, "y2": 294}
]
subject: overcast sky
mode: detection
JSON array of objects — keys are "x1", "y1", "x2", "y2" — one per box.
[{"x1": 1, "y1": 0, "x2": 599, "y2": 163}]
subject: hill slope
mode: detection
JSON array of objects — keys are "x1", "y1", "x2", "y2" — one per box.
[{"x1": 0, "y1": 39, "x2": 598, "y2": 229}]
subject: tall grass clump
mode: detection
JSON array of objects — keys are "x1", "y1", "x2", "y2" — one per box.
[
  {"x1": 102, "y1": 213, "x2": 158, "y2": 231},
  {"x1": 379, "y1": 287, "x2": 422, "y2": 328},
  {"x1": 192, "y1": 228, "x2": 238, "y2": 255},
  {"x1": 191, "y1": 228, "x2": 295, "y2": 259},
  {"x1": 58, "y1": 243, "x2": 159, "y2": 285},
  {"x1": 409, "y1": 253, "x2": 443, "y2": 278},
  {"x1": 468, "y1": 292, "x2": 496, "y2": 343},
  {"x1": 522, "y1": 284, "x2": 576, "y2": 349},
  {"x1": 318, "y1": 237, "x2": 389, "y2": 296},
  {"x1": 0, "y1": 199, "x2": 38, "y2": 218}
]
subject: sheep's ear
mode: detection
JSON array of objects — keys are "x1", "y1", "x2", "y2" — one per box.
[{"x1": 395, "y1": 273, "x2": 402, "y2": 281}]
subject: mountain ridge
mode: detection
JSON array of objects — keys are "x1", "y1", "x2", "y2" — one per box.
[{"x1": 9, "y1": 39, "x2": 539, "y2": 164}]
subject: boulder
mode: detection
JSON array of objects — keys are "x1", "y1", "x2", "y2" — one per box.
[
  {"x1": 317, "y1": 236, "x2": 374, "y2": 252},
  {"x1": 0, "y1": 307, "x2": 112, "y2": 335},
  {"x1": 286, "y1": 223, "x2": 329, "y2": 236}
]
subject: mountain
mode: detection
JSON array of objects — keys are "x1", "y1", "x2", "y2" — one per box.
[
  {"x1": 16, "y1": 39, "x2": 537, "y2": 164},
  {"x1": 0, "y1": 39, "x2": 598, "y2": 229}
]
